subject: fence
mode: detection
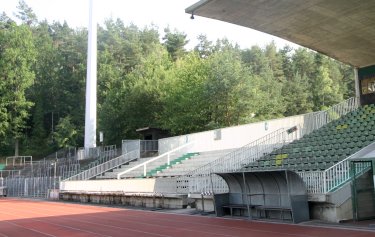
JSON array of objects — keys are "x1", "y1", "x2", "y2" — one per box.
[
  {"x1": 5, "y1": 156, "x2": 33, "y2": 167},
  {"x1": 5, "y1": 176, "x2": 60, "y2": 198},
  {"x1": 122, "y1": 140, "x2": 158, "y2": 157},
  {"x1": 177, "y1": 128, "x2": 299, "y2": 193},
  {"x1": 44, "y1": 147, "x2": 77, "y2": 160},
  {"x1": 301, "y1": 97, "x2": 359, "y2": 136}
]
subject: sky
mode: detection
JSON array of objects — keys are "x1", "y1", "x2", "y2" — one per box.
[{"x1": 1, "y1": 0, "x2": 299, "y2": 50}]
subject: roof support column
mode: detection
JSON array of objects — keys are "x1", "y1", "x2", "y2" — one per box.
[{"x1": 354, "y1": 68, "x2": 360, "y2": 99}]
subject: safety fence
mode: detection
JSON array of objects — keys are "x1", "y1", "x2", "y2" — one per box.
[
  {"x1": 122, "y1": 140, "x2": 158, "y2": 158},
  {"x1": 4, "y1": 176, "x2": 60, "y2": 198},
  {"x1": 5, "y1": 156, "x2": 33, "y2": 167}
]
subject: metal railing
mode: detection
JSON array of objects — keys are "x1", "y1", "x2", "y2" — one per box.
[
  {"x1": 298, "y1": 150, "x2": 372, "y2": 194},
  {"x1": 177, "y1": 128, "x2": 299, "y2": 194},
  {"x1": 140, "y1": 140, "x2": 158, "y2": 153},
  {"x1": 44, "y1": 147, "x2": 77, "y2": 160},
  {"x1": 117, "y1": 142, "x2": 194, "y2": 179},
  {"x1": 4, "y1": 176, "x2": 60, "y2": 198},
  {"x1": 0, "y1": 170, "x2": 21, "y2": 178},
  {"x1": 122, "y1": 140, "x2": 141, "y2": 155},
  {"x1": 6, "y1": 156, "x2": 33, "y2": 167},
  {"x1": 122, "y1": 140, "x2": 158, "y2": 157},
  {"x1": 297, "y1": 171, "x2": 325, "y2": 194},
  {"x1": 64, "y1": 149, "x2": 140, "y2": 181},
  {"x1": 301, "y1": 97, "x2": 359, "y2": 136}
]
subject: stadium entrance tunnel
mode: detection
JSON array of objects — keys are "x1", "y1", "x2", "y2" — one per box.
[
  {"x1": 213, "y1": 170, "x2": 309, "y2": 223},
  {"x1": 350, "y1": 158, "x2": 375, "y2": 221}
]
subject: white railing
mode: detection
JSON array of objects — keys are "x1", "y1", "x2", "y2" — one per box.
[
  {"x1": 122, "y1": 140, "x2": 158, "y2": 157},
  {"x1": 117, "y1": 142, "x2": 194, "y2": 179},
  {"x1": 297, "y1": 171, "x2": 325, "y2": 194},
  {"x1": 177, "y1": 128, "x2": 299, "y2": 194},
  {"x1": 298, "y1": 145, "x2": 373, "y2": 194},
  {"x1": 6, "y1": 156, "x2": 33, "y2": 167},
  {"x1": 122, "y1": 140, "x2": 141, "y2": 155},
  {"x1": 65, "y1": 149, "x2": 140, "y2": 181},
  {"x1": 0, "y1": 170, "x2": 21, "y2": 178},
  {"x1": 301, "y1": 97, "x2": 359, "y2": 136}
]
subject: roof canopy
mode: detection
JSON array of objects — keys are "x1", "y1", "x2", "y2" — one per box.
[{"x1": 186, "y1": 0, "x2": 375, "y2": 68}]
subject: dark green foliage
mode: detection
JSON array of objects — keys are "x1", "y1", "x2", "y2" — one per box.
[{"x1": 0, "y1": 2, "x2": 355, "y2": 157}]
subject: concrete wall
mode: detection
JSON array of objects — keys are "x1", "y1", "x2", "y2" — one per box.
[
  {"x1": 159, "y1": 114, "x2": 306, "y2": 153},
  {"x1": 310, "y1": 198, "x2": 353, "y2": 223},
  {"x1": 60, "y1": 193, "x2": 188, "y2": 209},
  {"x1": 60, "y1": 178, "x2": 177, "y2": 193}
]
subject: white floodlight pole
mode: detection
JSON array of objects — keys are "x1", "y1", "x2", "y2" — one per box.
[{"x1": 84, "y1": 0, "x2": 97, "y2": 156}]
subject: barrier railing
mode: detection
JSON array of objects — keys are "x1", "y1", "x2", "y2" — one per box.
[
  {"x1": 65, "y1": 149, "x2": 140, "y2": 181},
  {"x1": 5, "y1": 156, "x2": 33, "y2": 167},
  {"x1": 4, "y1": 176, "x2": 60, "y2": 198},
  {"x1": 0, "y1": 170, "x2": 21, "y2": 178},
  {"x1": 117, "y1": 142, "x2": 194, "y2": 179},
  {"x1": 177, "y1": 128, "x2": 299, "y2": 194},
  {"x1": 298, "y1": 144, "x2": 373, "y2": 194},
  {"x1": 301, "y1": 97, "x2": 359, "y2": 136}
]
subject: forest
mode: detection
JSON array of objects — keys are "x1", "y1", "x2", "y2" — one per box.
[{"x1": 0, "y1": 1, "x2": 354, "y2": 158}]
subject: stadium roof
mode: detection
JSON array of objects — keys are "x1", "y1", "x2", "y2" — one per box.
[{"x1": 186, "y1": 0, "x2": 375, "y2": 68}]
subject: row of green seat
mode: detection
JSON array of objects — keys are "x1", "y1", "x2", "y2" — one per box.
[{"x1": 245, "y1": 105, "x2": 375, "y2": 172}]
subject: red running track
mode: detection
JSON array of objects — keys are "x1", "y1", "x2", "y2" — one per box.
[{"x1": 0, "y1": 198, "x2": 374, "y2": 237}]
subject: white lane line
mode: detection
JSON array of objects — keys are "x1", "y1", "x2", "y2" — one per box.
[
  {"x1": 1, "y1": 220, "x2": 56, "y2": 237},
  {"x1": 0, "y1": 210, "x2": 111, "y2": 237},
  {"x1": 0, "y1": 232, "x2": 9, "y2": 237},
  {"x1": 2, "y1": 205, "x2": 235, "y2": 237},
  {"x1": 0, "y1": 209, "x2": 171, "y2": 237}
]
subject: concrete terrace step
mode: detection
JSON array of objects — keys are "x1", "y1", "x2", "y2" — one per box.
[{"x1": 98, "y1": 149, "x2": 234, "y2": 179}]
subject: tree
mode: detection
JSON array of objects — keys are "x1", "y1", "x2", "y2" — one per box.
[
  {"x1": 194, "y1": 34, "x2": 213, "y2": 58},
  {"x1": 53, "y1": 116, "x2": 79, "y2": 148},
  {"x1": 162, "y1": 28, "x2": 188, "y2": 61},
  {"x1": 204, "y1": 50, "x2": 257, "y2": 127},
  {"x1": 0, "y1": 23, "x2": 36, "y2": 155},
  {"x1": 282, "y1": 72, "x2": 313, "y2": 116},
  {"x1": 15, "y1": 0, "x2": 37, "y2": 26},
  {"x1": 264, "y1": 42, "x2": 285, "y2": 82},
  {"x1": 100, "y1": 45, "x2": 172, "y2": 143},
  {"x1": 161, "y1": 52, "x2": 210, "y2": 134},
  {"x1": 313, "y1": 65, "x2": 343, "y2": 110}
]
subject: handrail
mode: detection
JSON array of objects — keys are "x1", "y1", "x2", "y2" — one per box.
[
  {"x1": 117, "y1": 142, "x2": 194, "y2": 179},
  {"x1": 300, "y1": 97, "x2": 359, "y2": 136},
  {"x1": 64, "y1": 149, "x2": 139, "y2": 181},
  {"x1": 298, "y1": 137, "x2": 374, "y2": 195},
  {"x1": 323, "y1": 144, "x2": 373, "y2": 192}
]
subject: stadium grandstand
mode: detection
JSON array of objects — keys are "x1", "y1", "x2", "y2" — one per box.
[{"x1": 1, "y1": 0, "x2": 375, "y2": 225}]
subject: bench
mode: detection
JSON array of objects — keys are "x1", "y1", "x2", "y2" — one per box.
[
  {"x1": 255, "y1": 205, "x2": 292, "y2": 221},
  {"x1": 222, "y1": 204, "x2": 260, "y2": 217}
]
